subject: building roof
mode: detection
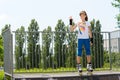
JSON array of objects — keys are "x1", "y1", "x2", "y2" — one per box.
[{"x1": 110, "y1": 29, "x2": 120, "y2": 38}]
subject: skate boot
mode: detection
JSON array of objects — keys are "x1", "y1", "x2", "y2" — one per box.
[
  {"x1": 87, "y1": 63, "x2": 93, "y2": 75},
  {"x1": 87, "y1": 63, "x2": 93, "y2": 72},
  {"x1": 77, "y1": 64, "x2": 82, "y2": 73}
]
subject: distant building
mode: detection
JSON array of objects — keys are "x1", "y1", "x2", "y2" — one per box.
[
  {"x1": 110, "y1": 30, "x2": 120, "y2": 53},
  {"x1": 104, "y1": 30, "x2": 120, "y2": 53}
]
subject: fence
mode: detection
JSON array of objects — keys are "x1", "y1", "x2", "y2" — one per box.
[
  {"x1": 2, "y1": 28, "x2": 13, "y2": 80},
  {"x1": 2, "y1": 28, "x2": 120, "y2": 79}
]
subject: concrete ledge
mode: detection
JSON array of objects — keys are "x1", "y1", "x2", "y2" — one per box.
[{"x1": 13, "y1": 71, "x2": 120, "y2": 80}]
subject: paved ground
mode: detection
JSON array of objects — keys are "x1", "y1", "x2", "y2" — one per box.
[{"x1": 13, "y1": 71, "x2": 120, "y2": 79}]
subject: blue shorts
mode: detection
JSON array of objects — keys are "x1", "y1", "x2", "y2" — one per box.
[{"x1": 77, "y1": 39, "x2": 91, "y2": 56}]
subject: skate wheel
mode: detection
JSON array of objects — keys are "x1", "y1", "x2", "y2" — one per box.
[
  {"x1": 87, "y1": 71, "x2": 93, "y2": 75},
  {"x1": 79, "y1": 70, "x2": 82, "y2": 73},
  {"x1": 79, "y1": 72, "x2": 82, "y2": 76}
]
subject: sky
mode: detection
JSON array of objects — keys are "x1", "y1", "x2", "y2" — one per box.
[{"x1": 0, "y1": 0, "x2": 119, "y2": 33}]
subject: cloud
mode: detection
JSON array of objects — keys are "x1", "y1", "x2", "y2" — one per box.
[
  {"x1": 0, "y1": 14, "x2": 9, "y2": 22},
  {"x1": 0, "y1": 0, "x2": 8, "y2": 3}
]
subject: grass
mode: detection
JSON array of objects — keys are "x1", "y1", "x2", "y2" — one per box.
[
  {"x1": 0, "y1": 70, "x2": 4, "y2": 80},
  {"x1": 14, "y1": 67, "x2": 77, "y2": 73},
  {"x1": 14, "y1": 67, "x2": 114, "y2": 73}
]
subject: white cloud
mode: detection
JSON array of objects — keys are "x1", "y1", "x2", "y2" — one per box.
[
  {"x1": 0, "y1": 14, "x2": 9, "y2": 22},
  {"x1": 0, "y1": 0, "x2": 8, "y2": 2}
]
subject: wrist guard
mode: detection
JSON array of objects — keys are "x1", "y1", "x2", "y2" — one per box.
[
  {"x1": 69, "y1": 19, "x2": 73, "y2": 25},
  {"x1": 90, "y1": 38, "x2": 93, "y2": 44}
]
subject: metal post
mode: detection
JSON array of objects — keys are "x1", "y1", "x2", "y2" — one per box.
[
  {"x1": 52, "y1": 32, "x2": 54, "y2": 71},
  {"x1": 11, "y1": 33, "x2": 13, "y2": 80},
  {"x1": 108, "y1": 32, "x2": 112, "y2": 70}
]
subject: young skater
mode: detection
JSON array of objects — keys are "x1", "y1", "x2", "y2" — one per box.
[{"x1": 69, "y1": 11, "x2": 93, "y2": 72}]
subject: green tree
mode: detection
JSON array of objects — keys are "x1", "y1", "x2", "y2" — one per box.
[
  {"x1": 65, "y1": 25, "x2": 77, "y2": 68},
  {"x1": 27, "y1": 19, "x2": 40, "y2": 68},
  {"x1": 42, "y1": 26, "x2": 52, "y2": 69},
  {"x1": 2, "y1": 24, "x2": 11, "y2": 33},
  {"x1": 112, "y1": 0, "x2": 120, "y2": 8},
  {"x1": 15, "y1": 26, "x2": 26, "y2": 69},
  {"x1": 112, "y1": 0, "x2": 120, "y2": 28},
  {"x1": 54, "y1": 19, "x2": 66, "y2": 68},
  {"x1": 0, "y1": 35, "x2": 3, "y2": 67},
  {"x1": 90, "y1": 19, "x2": 104, "y2": 68}
]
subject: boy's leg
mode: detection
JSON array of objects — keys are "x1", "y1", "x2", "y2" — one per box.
[
  {"x1": 76, "y1": 56, "x2": 82, "y2": 72},
  {"x1": 77, "y1": 56, "x2": 81, "y2": 64},
  {"x1": 84, "y1": 39, "x2": 91, "y2": 63},
  {"x1": 77, "y1": 39, "x2": 83, "y2": 63},
  {"x1": 87, "y1": 55, "x2": 91, "y2": 64},
  {"x1": 77, "y1": 39, "x2": 83, "y2": 72},
  {"x1": 86, "y1": 56, "x2": 93, "y2": 71},
  {"x1": 84, "y1": 39, "x2": 93, "y2": 71}
]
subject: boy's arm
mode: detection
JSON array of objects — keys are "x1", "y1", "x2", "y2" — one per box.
[
  {"x1": 88, "y1": 26, "x2": 92, "y2": 38},
  {"x1": 88, "y1": 26, "x2": 93, "y2": 44},
  {"x1": 70, "y1": 25, "x2": 77, "y2": 32},
  {"x1": 69, "y1": 17, "x2": 77, "y2": 32}
]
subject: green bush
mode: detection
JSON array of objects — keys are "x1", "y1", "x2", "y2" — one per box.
[
  {"x1": 0, "y1": 62, "x2": 3, "y2": 67},
  {"x1": 0, "y1": 71, "x2": 4, "y2": 80},
  {"x1": 104, "y1": 51, "x2": 120, "y2": 69},
  {"x1": 112, "y1": 53, "x2": 120, "y2": 68}
]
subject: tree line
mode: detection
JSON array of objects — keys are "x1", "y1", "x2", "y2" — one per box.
[{"x1": 0, "y1": 19, "x2": 104, "y2": 70}]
